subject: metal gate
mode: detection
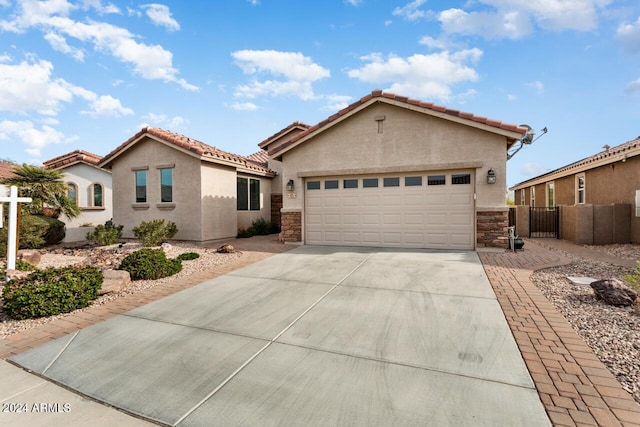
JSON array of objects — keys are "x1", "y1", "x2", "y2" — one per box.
[{"x1": 529, "y1": 207, "x2": 559, "y2": 238}]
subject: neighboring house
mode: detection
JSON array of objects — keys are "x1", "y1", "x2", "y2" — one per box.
[
  {"x1": 43, "y1": 150, "x2": 113, "y2": 242},
  {"x1": 98, "y1": 127, "x2": 275, "y2": 242},
  {"x1": 510, "y1": 137, "x2": 640, "y2": 244},
  {"x1": 0, "y1": 160, "x2": 18, "y2": 196},
  {"x1": 269, "y1": 90, "x2": 527, "y2": 250}
]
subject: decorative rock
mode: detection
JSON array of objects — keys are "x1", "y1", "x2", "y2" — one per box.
[
  {"x1": 99, "y1": 269, "x2": 131, "y2": 295},
  {"x1": 161, "y1": 243, "x2": 173, "y2": 254},
  {"x1": 217, "y1": 244, "x2": 235, "y2": 253},
  {"x1": 590, "y1": 278, "x2": 637, "y2": 306},
  {"x1": 5, "y1": 269, "x2": 30, "y2": 281},
  {"x1": 18, "y1": 250, "x2": 41, "y2": 265},
  {"x1": 567, "y1": 276, "x2": 598, "y2": 287}
]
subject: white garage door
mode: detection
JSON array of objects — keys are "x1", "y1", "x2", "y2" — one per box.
[{"x1": 305, "y1": 172, "x2": 475, "y2": 250}]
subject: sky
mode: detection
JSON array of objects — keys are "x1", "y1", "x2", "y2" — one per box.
[{"x1": 1, "y1": 0, "x2": 639, "y2": 189}]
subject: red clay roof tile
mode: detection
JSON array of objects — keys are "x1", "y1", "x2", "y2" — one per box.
[
  {"x1": 257, "y1": 121, "x2": 310, "y2": 149},
  {"x1": 101, "y1": 127, "x2": 274, "y2": 176},
  {"x1": 0, "y1": 161, "x2": 17, "y2": 180},
  {"x1": 43, "y1": 150, "x2": 103, "y2": 170}
]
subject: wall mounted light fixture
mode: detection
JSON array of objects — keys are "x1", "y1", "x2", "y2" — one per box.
[
  {"x1": 286, "y1": 179, "x2": 295, "y2": 192},
  {"x1": 487, "y1": 169, "x2": 496, "y2": 184}
]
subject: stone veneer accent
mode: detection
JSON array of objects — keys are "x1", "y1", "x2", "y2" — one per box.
[
  {"x1": 281, "y1": 210, "x2": 302, "y2": 242},
  {"x1": 271, "y1": 194, "x2": 283, "y2": 228},
  {"x1": 477, "y1": 210, "x2": 509, "y2": 249}
]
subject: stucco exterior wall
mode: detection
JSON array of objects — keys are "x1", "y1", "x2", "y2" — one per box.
[
  {"x1": 281, "y1": 103, "x2": 509, "y2": 212},
  {"x1": 236, "y1": 174, "x2": 272, "y2": 230},
  {"x1": 110, "y1": 137, "x2": 204, "y2": 241},
  {"x1": 60, "y1": 163, "x2": 113, "y2": 242},
  {"x1": 200, "y1": 162, "x2": 238, "y2": 241}
]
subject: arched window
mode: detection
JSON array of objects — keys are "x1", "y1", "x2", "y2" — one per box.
[
  {"x1": 67, "y1": 182, "x2": 78, "y2": 204},
  {"x1": 91, "y1": 183, "x2": 104, "y2": 207}
]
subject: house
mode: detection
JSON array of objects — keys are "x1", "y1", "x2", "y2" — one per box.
[
  {"x1": 510, "y1": 137, "x2": 640, "y2": 244},
  {"x1": 43, "y1": 150, "x2": 113, "y2": 242},
  {"x1": 98, "y1": 127, "x2": 275, "y2": 242},
  {"x1": 269, "y1": 90, "x2": 527, "y2": 250},
  {"x1": 0, "y1": 160, "x2": 17, "y2": 196}
]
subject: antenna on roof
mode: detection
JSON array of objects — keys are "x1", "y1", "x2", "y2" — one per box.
[{"x1": 507, "y1": 125, "x2": 548, "y2": 160}]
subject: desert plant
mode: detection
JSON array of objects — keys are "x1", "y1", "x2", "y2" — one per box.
[
  {"x1": 0, "y1": 164, "x2": 79, "y2": 219},
  {"x1": 177, "y1": 252, "x2": 200, "y2": 261},
  {"x1": 133, "y1": 219, "x2": 178, "y2": 247},
  {"x1": 2, "y1": 266, "x2": 103, "y2": 319},
  {"x1": 86, "y1": 220, "x2": 124, "y2": 246},
  {"x1": 118, "y1": 248, "x2": 182, "y2": 280},
  {"x1": 237, "y1": 218, "x2": 280, "y2": 238},
  {"x1": 236, "y1": 227, "x2": 252, "y2": 238},
  {"x1": 623, "y1": 261, "x2": 640, "y2": 293},
  {"x1": 0, "y1": 214, "x2": 65, "y2": 257}
]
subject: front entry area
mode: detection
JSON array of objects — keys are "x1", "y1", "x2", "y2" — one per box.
[{"x1": 305, "y1": 171, "x2": 475, "y2": 250}]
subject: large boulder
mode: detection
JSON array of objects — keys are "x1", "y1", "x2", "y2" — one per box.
[
  {"x1": 99, "y1": 269, "x2": 131, "y2": 295},
  {"x1": 18, "y1": 250, "x2": 41, "y2": 265},
  {"x1": 217, "y1": 244, "x2": 235, "y2": 253},
  {"x1": 590, "y1": 278, "x2": 637, "y2": 306}
]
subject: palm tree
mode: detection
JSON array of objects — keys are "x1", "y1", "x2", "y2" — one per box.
[{"x1": 0, "y1": 164, "x2": 80, "y2": 219}]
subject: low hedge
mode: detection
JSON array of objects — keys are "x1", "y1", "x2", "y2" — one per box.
[
  {"x1": 118, "y1": 248, "x2": 182, "y2": 280},
  {"x1": 2, "y1": 266, "x2": 103, "y2": 320}
]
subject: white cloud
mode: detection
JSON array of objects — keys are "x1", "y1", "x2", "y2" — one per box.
[
  {"x1": 507, "y1": 93, "x2": 517, "y2": 101},
  {"x1": 44, "y1": 31, "x2": 84, "y2": 61},
  {"x1": 0, "y1": 53, "x2": 12, "y2": 62},
  {"x1": 80, "y1": 0, "x2": 121, "y2": 14},
  {"x1": 141, "y1": 113, "x2": 187, "y2": 128},
  {"x1": 142, "y1": 3, "x2": 180, "y2": 31},
  {"x1": 232, "y1": 50, "x2": 330, "y2": 101},
  {"x1": 347, "y1": 49, "x2": 482, "y2": 100},
  {"x1": 626, "y1": 78, "x2": 640, "y2": 94},
  {"x1": 322, "y1": 94, "x2": 353, "y2": 111},
  {"x1": 617, "y1": 16, "x2": 640, "y2": 54},
  {"x1": 438, "y1": 0, "x2": 611, "y2": 40},
  {"x1": 0, "y1": 120, "x2": 70, "y2": 157},
  {"x1": 247, "y1": 0, "x2": 260, "y2": 5},
  {"x1": 1, "y1": 0, "x2": 196, "y2": 90},
  {"x1": 393, "y1": 0, "x2": 428, "y2": 21},
  {"x1": 527, "y1": 80, "x2": 544, "y2": 94},
  {"x1": 0, "y1": 58, "x2": 133, "y2": 117},
  {"x1": 231, "y1": 102, "x2": 258, "y2": 111},
  {"x1": 82, "y1": 94, "x2": 134, "y2": 117},
  {"x1": 345, "y1": 0, "x2": 362, "y2": 6},
  {"x1": 0, "y1": 0, "x2": 10, "y2": 7}
]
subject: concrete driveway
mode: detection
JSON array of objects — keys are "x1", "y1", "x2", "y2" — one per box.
[{"x1": 10, "y1": 246, "x2": 550, "y2": 426}]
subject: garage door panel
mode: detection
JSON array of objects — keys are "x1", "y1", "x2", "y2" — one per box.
[{"x1": 305, "y1": 172, "x2": 474, "y2": 250}]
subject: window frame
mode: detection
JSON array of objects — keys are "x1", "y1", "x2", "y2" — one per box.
[
  {"x1": 427, "y1": 175, "x2": 446, "y2": 186},
  {"x1": 547, "y1": 182, "x2": 555, "y2": 208},
  {"x1": 383, "y1": 177, "x2": 400, "y2": 187},
  {"x1": 160, "y1": 168, "x2": 173, "y2": 203},
  {"x1": 362, "y1": 178, "x2": 379, "y2": 188},
  {"x1": 90, "y1": 182, "x2": 104, "y2": 208},
  {"x1": 404, "y1": 176, "x2": 422, "y2": 187},
  {"x1": 66, "y1": 182, "x2": 78, "y2": 205},
  {"x1": 452, "y1": 174, "x2": 471, "y2": 185},
  {"x1": 343, "y1": 179, "x2": 358, "y2": 189},
  {"x1": 237, "y1": 177, "x2": 261, "y2": 211},
  {"x1": 530, "y1": 186, "x2": 536, "y2": 207},
  {"x1": 135, "y1": 170, "x2": 147, "y2": 203},
  {"x1": 520, "y1": 188, "x2": 526, "y2": 206},
  {"x1": 576, "y1": 175, "x2": 585, "y2": 205}
]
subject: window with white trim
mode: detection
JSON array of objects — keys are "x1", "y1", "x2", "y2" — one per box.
[
  {"x1": 531, "y1": 187, "x2": 536, "y2": 207},
  {"x1": 520, "y1": 189, "x2": 525, "y2": 206},
  {"x1": 636, "y1": 190, "x2": 640, "y2": 217},
  {"x1": 91, "y1": 183, "x2": 104, "y2": 207},
  {"x1": 576, "y1": 175, "x2": 585, "y2": 204},
  {"x1": 66, "y1": 182, "x2": 78, "y2": 205},
  {"x1": 547, "y1": 182, "x2": 555, "y2": 208},
  {"x1": 237, "y1": 177, "x2": 261, "y2": 211}
]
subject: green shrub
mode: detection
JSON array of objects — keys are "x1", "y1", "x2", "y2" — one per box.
[
  {"x1": 86, "y1": 220, "x2": 124, "y2": 246},
  {"x1": 177, "y1": 252, "x2": 200, "y2": 261},
  {"x1": 237, "y1": 218, "x2": 280, "y2": 238},
  {"x1": 624, "y1": 261, "x2": 640, "y2": 293},
  {"x1": 0, "y1": 259, "x2": 37, "y2": 282},
  {"x1": 118, "y1": 248, "x2": 182, "y2": 280},
  {"x1": 133, "y1": 219, "x2": 178, "y2": 247},
  {"x1": 2, "y1": 266, "x2": 103, "y2": 320},
  {"x1": 0, "y1": 214, "x2": 64, "y2": 257}
]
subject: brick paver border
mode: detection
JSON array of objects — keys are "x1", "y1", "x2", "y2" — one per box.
[{"x1": 479, "y1": 241, "x2": 640, "y2": 427}]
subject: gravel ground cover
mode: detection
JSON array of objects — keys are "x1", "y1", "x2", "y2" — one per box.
[
  {"x1": 0, "y1": 242, "x2": 242, "y2": 338},
  {"x1": 583, "y1": 243, "x2": 640, "y2": 261},
  {"x1": 530, "y1": 246, "x2": 640, "y2": 403}
]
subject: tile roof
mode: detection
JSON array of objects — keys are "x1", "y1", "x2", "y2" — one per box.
[
  {"x1": 511, "y1": 136, "x2": 640, "y2": 189},
  {"x1": 100, "y1": 127, "x2": 274, "y2": 176},
  {"x1": 246, "y1": 151, "x2": 270, "y2": 168},
  {"x1": 258, "y1": 121, "x2": 310, "y2": 149},
  {"x1": 43, "y1": 150, "x2": 103, "y2": 170},
  {"x1": 270, "y1": 90, "x2": 528, "y2": 156},
  {"x1": 0, "y1": 161, "x2": 17, "y2": 180}
]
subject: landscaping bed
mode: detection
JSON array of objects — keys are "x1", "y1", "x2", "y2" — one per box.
[
  {"x1": 530, "y1": 245, "x2": 639, "y2": 404},
  {"x1": 0, "y1": 242, "x2": 242, "y2": 338}
]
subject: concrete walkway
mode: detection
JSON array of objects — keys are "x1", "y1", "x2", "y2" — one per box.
[{"x1": 1, "y1": 236, "x2": 639, "y2": 426}]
